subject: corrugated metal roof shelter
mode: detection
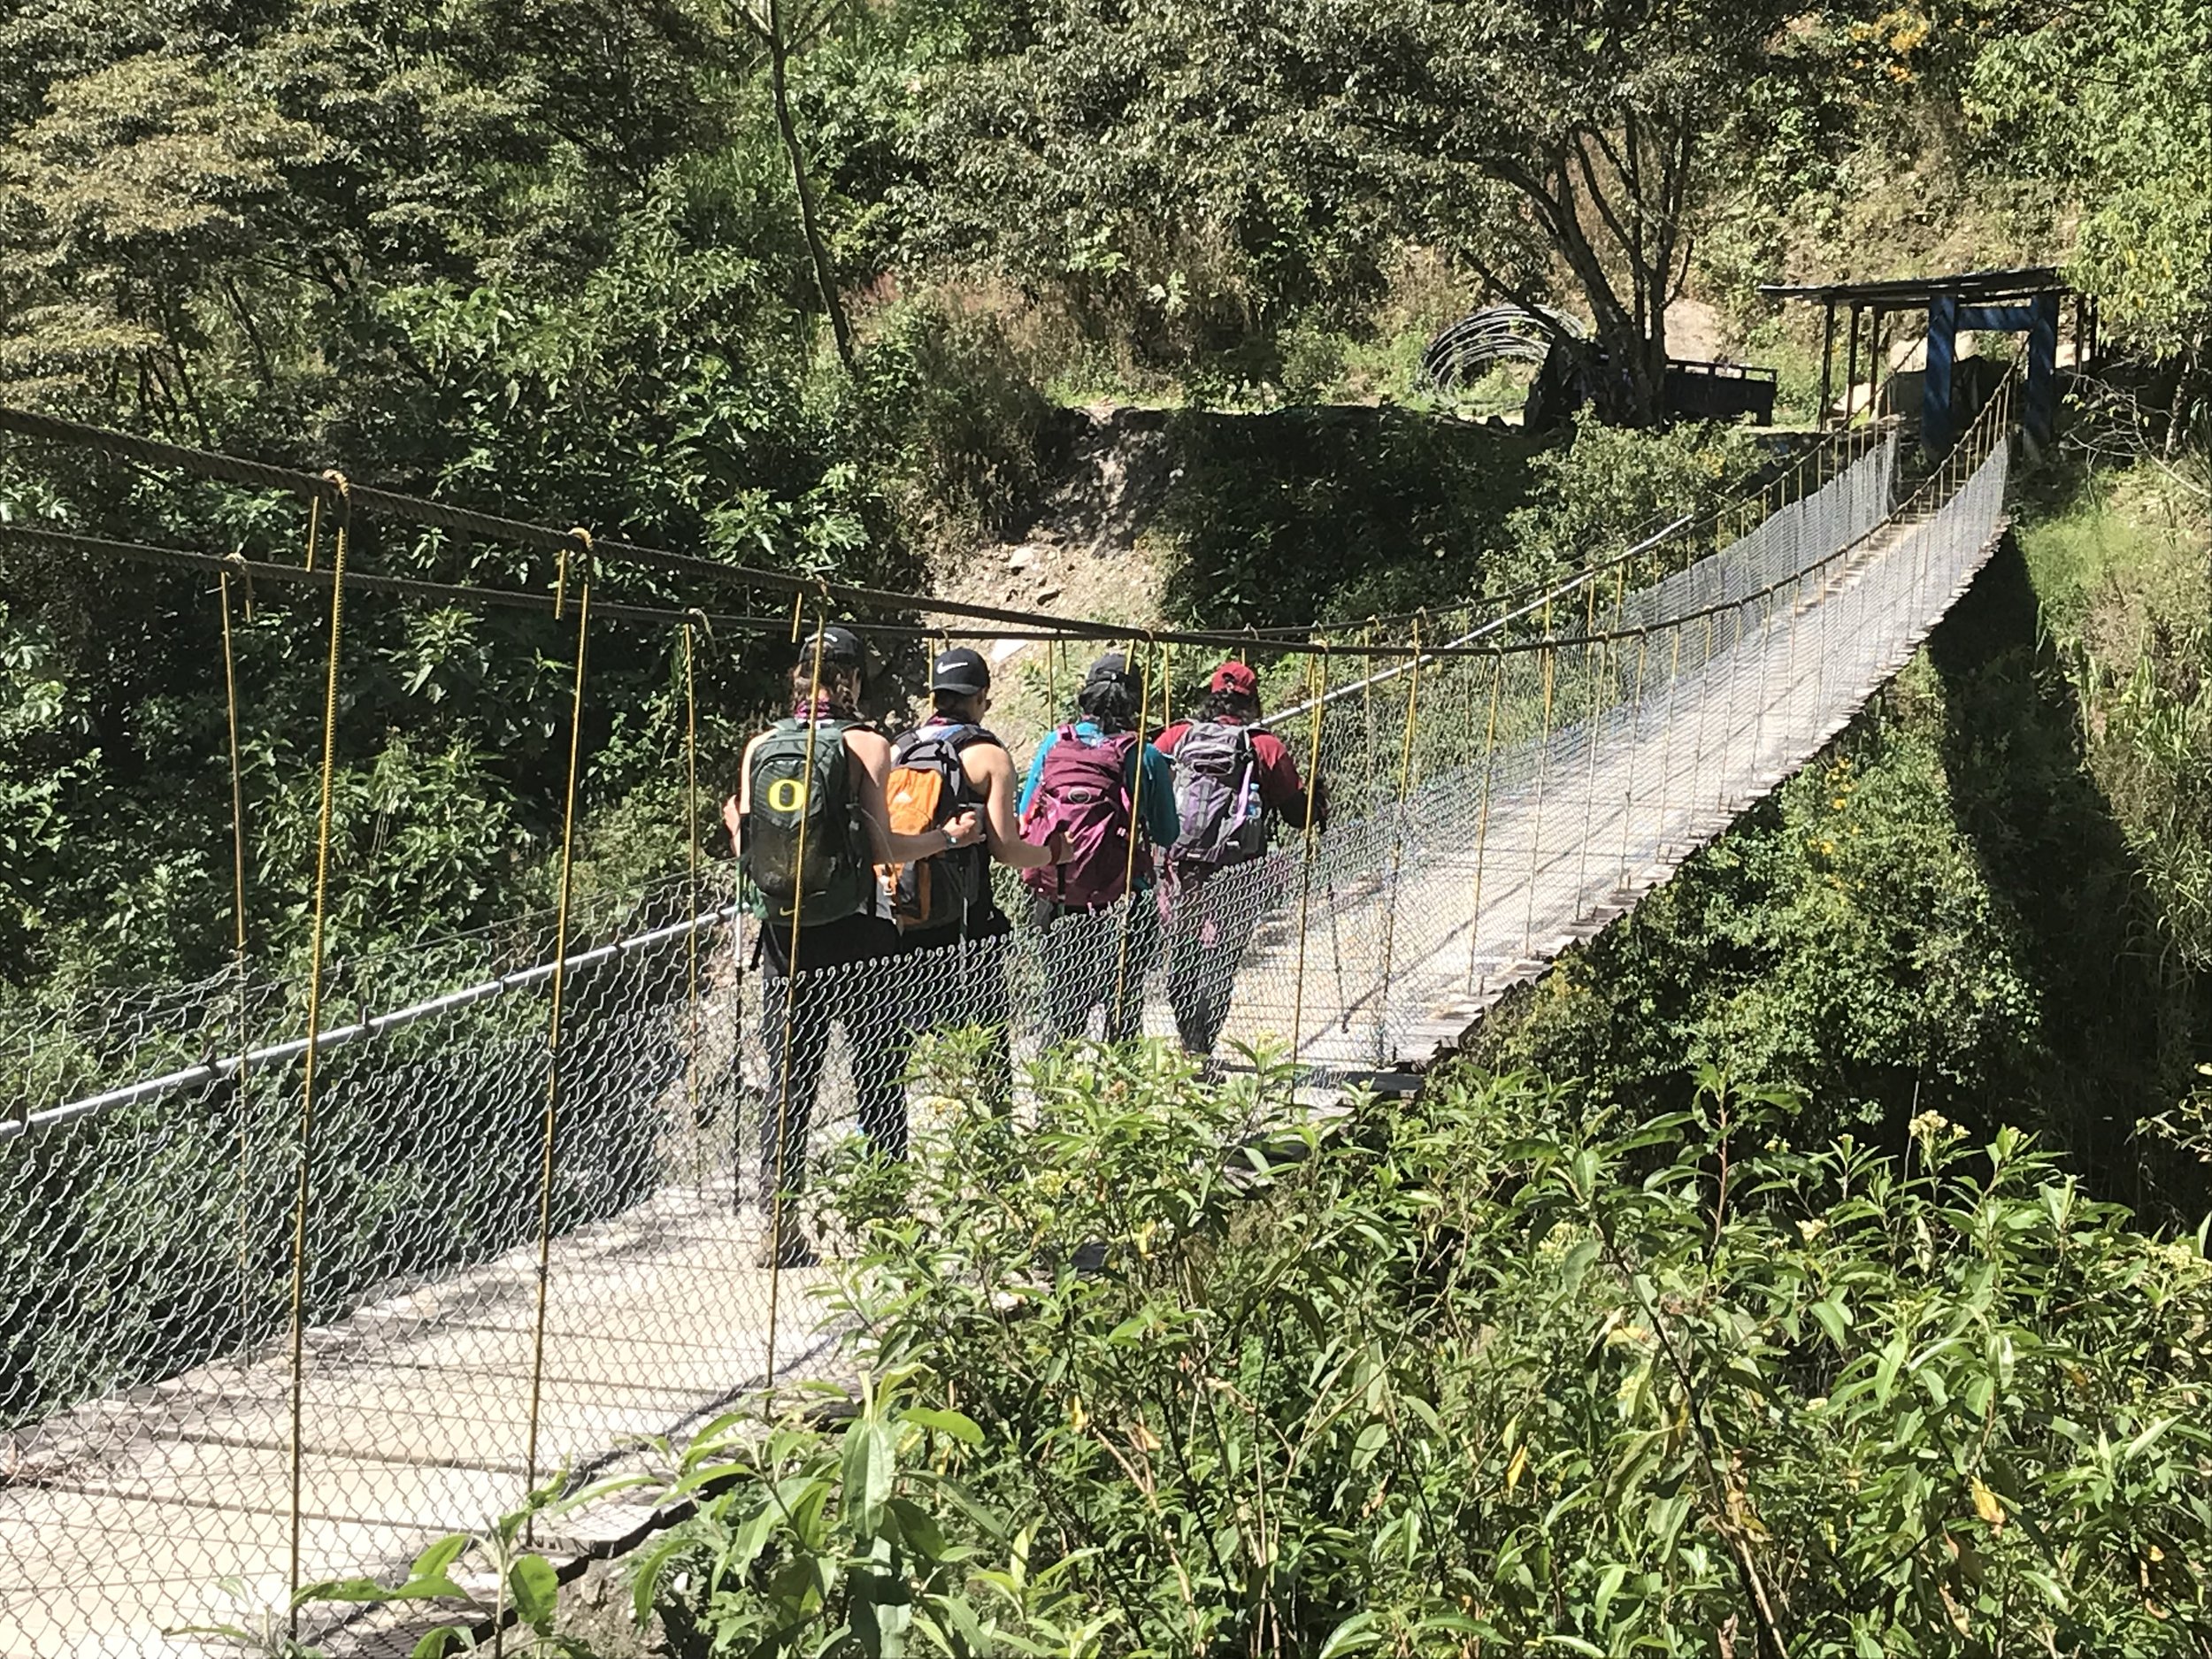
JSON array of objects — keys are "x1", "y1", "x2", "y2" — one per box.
[{"x1": 1759, "y1": 266, "x2": 2087, "y2": 449}]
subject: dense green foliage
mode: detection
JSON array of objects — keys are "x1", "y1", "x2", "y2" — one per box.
[
  {"x1": 1141, "y1": 408, "x2": 1767, "y2": 634},
  {"x1": 1155, "y1": 411, "x2": 1538, "y2": 631},
  {"x1": 1970, "y1": 0, "x2": 2212, "y2": 358},
  {"x1": 0, "y1": 0, "x2": 1024, "y2": 1011},
  {"x1": 302, "y1": 1054, "x2": 2212, "y2": 1655}
]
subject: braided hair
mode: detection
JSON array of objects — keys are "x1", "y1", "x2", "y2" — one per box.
[{"x1": 1199, "y1": 687, "x2": 1260, "y2": 723}]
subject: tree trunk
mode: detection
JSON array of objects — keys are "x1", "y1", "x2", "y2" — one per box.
[
  {"x1": 223, "y1": 273, "x2": 277, "y2": 393},
  {"x1": 765, "y1": 0, "x2": 856, "y2": 375},
  {"x1": 1525, "y1": 150, "x2": 1671, "y2": 427}
]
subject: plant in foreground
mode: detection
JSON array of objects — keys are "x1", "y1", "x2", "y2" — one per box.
[{"x1": 258, "y1": 1048, "x2": 2212, "y2": 1656}]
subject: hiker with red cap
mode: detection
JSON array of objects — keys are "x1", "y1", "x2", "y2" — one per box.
[{"x1": 1153, "y1": 659, "x2": 1327, "y2": 1061}]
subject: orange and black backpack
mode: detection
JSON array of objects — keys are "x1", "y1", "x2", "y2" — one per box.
[{"x1": 879, "y1": 722, "x2": 995, "y2": 933}]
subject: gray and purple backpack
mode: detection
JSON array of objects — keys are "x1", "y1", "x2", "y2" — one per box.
[{"x1": 1166, "y1": 719, "x2": 1267, "y2": 878}]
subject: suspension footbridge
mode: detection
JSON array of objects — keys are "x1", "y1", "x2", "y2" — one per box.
[{"x1": 0, "y1": 394, "x2": 2013, "y2": 1656}]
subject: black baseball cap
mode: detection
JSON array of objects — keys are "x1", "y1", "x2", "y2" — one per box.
[
  {"x1": 930, "y1": 646, "x2": 991, "y2": 695},
  {"x1": 803, "y1": 624, "x2": 864, "y2": 667},
  {"x1": 1086, "y1": 650, "x2": 1135, "y2": 687}
]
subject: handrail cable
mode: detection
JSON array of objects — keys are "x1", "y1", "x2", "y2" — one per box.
[{"x1": 0, "y1": 404, "x2": 1890, "y2": 662}]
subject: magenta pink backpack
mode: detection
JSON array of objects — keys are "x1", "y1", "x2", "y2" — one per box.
[{"x1": 1021, "y1": 727, "x2": 1148, "y2": 909}]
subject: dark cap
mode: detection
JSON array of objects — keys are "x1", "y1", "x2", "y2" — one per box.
[
  {"x1": 1085, "y1": 650, "x2": 1135, "y2": 687},
  {"x1": 803, "y1": 624, "x2": 865, "y2": 668},
  {"x1": 930, "y1": 646, "x2": 991, "y2": 696}
]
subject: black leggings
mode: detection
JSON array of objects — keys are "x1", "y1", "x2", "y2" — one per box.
[
  {"x1": 1030, "y1": 892, "x2": 1161, "y2": 1048},
  {"x1": 757, "y1": 912, "x2": 904, "y2": 1203}
]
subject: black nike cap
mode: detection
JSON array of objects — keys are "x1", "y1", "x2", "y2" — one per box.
[
  {"x1": 1086, "y1": 650, "x2": 1135, "y2": 687},
  {"x1": 930, "y1": 646, "x2": 991, "y2": 695}
]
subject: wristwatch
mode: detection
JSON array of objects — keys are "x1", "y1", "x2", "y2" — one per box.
[{"x1": 941, "y1": 825, "x2": 962, "y2": 850}]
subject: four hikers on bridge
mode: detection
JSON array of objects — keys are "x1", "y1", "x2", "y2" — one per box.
[{"x1": 730, "y1": 634, "x2": 1324, "y2": 1262}]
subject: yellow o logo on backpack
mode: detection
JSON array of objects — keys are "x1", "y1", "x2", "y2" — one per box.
[{"x1": 765, "y1": 777, "x2": 809, "y2": 814}]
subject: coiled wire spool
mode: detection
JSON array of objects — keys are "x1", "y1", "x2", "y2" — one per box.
[{"x1": 1417, "y1": 303, "x2": 1588, "y2": 391}]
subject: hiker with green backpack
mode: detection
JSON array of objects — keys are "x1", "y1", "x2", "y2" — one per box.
[{"x1": 724, "y1": 626, "x2": 986, "y2": 1267}]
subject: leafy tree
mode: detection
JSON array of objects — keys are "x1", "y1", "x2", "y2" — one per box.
[
  {"x1": 725, "y1": 0, "x2": 864, "y2": 372},
  {"x1": 1969, "y1": 0, "x2": 2212, "y2": 361},
  {"x1": 0, "y1": 0, "x2": 956, "y2": 1011},
  {"x1": 902, "y1": 0, "x2": 1854, "y2": 419},
  {"x1": 0, "y1": 53, "x2": 316, "y2": 422},
  {"x1": 1313, "y1": 0, "x2": 1815, "y2": 423},
  {"x1": 1473, "y1": 687, "x2": 2046, "y2": 1144},
  {"x1": 892, "y1": 0, "x2": 1394, "y2": 378},
  {"x1": 1497, "y1": 410, "x2": 1763, "y2": 589}
]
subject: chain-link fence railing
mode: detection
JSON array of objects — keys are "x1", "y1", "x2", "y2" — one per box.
[{"x1": 0, "y1": 408, "x2": 2014, "y2": 1657}]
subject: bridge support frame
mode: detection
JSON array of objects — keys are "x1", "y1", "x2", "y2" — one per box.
[{"x1": 1925, "y1": 289, "x2": 2059, "y2": 451}]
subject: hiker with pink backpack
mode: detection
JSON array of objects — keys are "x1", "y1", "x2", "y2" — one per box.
[
  {"x1": 1153, "y1": 660, "x2": 1327, "y2": 1062},
  {"x1": 1017, "y1": 652, "x2": 1180, "y2": 1047}
]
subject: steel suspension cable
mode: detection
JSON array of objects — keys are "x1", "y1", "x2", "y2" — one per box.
[
  {"x1": 1371, "y1": 618, "x2": 1423, "y2": 1065},
  {"x1": 683, "y1": 618, "x2": 707, "y2": 1194},
  {"x1": 765, "y1": 600, "x2": 833, "y2": 1393},
  {"x1": 0, "y1": 402, "x2": 1888, "y2": 663},
  {"x1": 1287, "y1": 644, "x2": 1330, "y2": 1080},
  {"x1": 522, "y1": 536, "x2": 593, "y2": 1507},
  {"x1": 219, "y1": 569, "x2": 254, "y2": 1367}
]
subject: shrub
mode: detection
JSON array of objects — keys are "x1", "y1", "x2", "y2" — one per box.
[{"x1": 302, "y1": 1051, "x2": 2212, "y2": 1656}]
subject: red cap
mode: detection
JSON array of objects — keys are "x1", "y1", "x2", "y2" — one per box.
[{"x1": 1209, "y1": 660, "x2": 1258, "y2": 696}]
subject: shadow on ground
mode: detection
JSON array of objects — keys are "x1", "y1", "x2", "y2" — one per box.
[{"x1": 1928, "y1": 529, "x2": 2212, "y2": 1218}]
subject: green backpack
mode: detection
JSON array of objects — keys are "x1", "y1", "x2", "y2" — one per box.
[{"x1": 742, "y1": 718, "x2": 872, "y2": 926}]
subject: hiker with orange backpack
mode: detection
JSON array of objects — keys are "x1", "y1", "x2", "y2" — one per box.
[
  {"x1": 723, "y1": 626, "x2": 986, "y2": 1266},
  {"x1": 1018, "y1": 652, "x2": 1180, "y2": 1047},
  {"x1": 878, "y1": 647, "x2": 1071, "y2": 1100},
  {"x1": 1154, "y1": 660, "x2": 1326, "y2": 1060}
]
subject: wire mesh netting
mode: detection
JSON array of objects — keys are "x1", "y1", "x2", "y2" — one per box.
[{"x1": 0, "y1": 418, "x2": 2013, "y2": 1656}]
